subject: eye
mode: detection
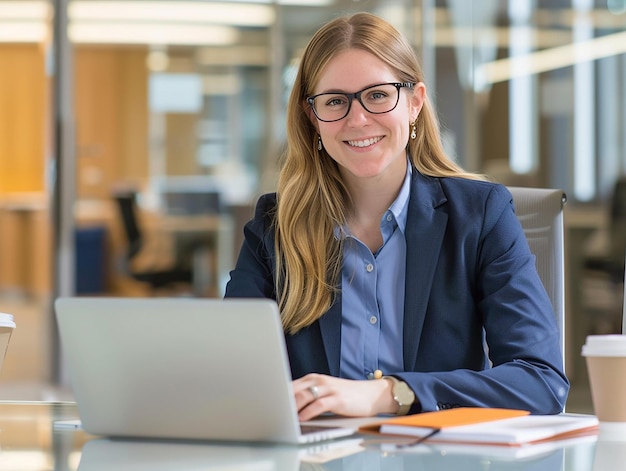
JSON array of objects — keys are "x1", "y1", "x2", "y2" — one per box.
[
  {"x1": 365, "y1": 89, "x2": 390, "y2": 101},
  {"x1": 324, "y1": 95, "x2": 348, "y2": 107}
]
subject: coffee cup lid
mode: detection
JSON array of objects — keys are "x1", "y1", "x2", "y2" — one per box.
[
  {"x1": 0, "y1": 313, "x2": 15, "y2": 329},
  {"x1": 582, "y1": 335, "x2": 626, "y2": 357}
]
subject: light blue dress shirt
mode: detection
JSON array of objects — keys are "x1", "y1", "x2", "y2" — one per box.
[{"x1": 338, "y1": 164, "x2": 411, "y2": 380}]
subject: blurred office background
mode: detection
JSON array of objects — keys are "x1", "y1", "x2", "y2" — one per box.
[{"x1": 0, "y1": 0, "x2": 624, "y2": 409}]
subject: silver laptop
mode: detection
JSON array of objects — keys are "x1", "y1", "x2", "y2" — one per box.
[{"x1": 54, "y1": 297, "x2": 355, "y2": 444}]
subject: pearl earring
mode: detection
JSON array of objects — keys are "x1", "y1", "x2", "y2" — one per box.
[
  {"x1": 410, "y1": 121, "x2": 417, "y2": 140},
  {"x1": 318, "y1": 135, "x2": 323, "y2": 151}
]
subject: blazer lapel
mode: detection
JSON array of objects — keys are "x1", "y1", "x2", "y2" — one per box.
[{"x1": 403, "y1": 172, "x2": 448, "y2": 371}]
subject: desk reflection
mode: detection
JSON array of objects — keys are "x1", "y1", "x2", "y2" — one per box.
[
  {"x1": 0, "y1": 402, "x2": 603, "y2": 471},
  {"x1": 74, "y1": 435, "x2": 601, "y2": 471},
  {"x1": 77, "y1": 438, "x2": 302, "y2": 470}
]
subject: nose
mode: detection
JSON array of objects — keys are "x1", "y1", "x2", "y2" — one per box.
[{"x1": 345, "y1": 97, "x2": 369, "y2": 126}]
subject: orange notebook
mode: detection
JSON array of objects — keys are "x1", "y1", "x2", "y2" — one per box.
[{"x1": 359, "y1": 408, "x2": 599, "y2": 446}]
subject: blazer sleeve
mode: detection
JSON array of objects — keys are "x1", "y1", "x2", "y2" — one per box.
[{"x1": 395, "y1": 184, "x2": 569, "y2": 415}]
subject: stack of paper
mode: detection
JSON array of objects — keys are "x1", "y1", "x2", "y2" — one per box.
[{"x1": 360, "y1": 408, "x2": 599, "y2": 446}]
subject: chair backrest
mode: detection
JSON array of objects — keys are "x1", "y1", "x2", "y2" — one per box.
[
  {"x1": 507, "y1": 187, "x2": 567, "y2": 360},
  {"x1": 609, "y1": 176, "x2": 626, "y2": 265},
  {"x1": 113, "y1": 191, "x2": 143, "y2": 260},
  {"x1": 623, "y1": 260, "x2": 626, "y2": 335}
]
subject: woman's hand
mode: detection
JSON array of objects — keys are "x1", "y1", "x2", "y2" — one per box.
[{"x1": 292, "y1": 373, "x2": 399, "y2": 421}]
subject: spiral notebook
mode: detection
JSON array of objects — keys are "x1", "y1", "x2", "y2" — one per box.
[{"x1": 54, "y1": 297, "x2": 355, "y2": 444}]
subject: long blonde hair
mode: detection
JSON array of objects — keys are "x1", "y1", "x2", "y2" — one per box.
[{"x1": 276, "y1": 12, "x2": 482, "y2": 334}]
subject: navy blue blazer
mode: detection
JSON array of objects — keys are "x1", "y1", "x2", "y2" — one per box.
[{"x1": 225, "y1": 170, "x2": 569, "y2": 414}]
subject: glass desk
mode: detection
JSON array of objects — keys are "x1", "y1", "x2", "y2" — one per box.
[{"x1": 0, "y1": 401, "x2": 616, "y2": 470}]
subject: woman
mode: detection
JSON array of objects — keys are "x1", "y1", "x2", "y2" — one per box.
[{"x1": 225, "y1": 12, "x2": 568, "y2": 420}]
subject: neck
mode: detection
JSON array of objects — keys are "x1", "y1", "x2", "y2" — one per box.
[{"x1": 344, "y1": 165, "x2": 407, "y2": 227}]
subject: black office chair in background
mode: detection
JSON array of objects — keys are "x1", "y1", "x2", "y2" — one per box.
[
  {"x1": 584, "y1": 177, "x2": 626, "y2": 279},
  {"x1": 582, "y1": 176, "x2": 626, "y2": 333},
  {"x1": 113, "y1": 191, "x2": 193, "y2": 294}
]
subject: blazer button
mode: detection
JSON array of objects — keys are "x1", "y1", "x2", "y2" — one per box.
[{"x1": 437, "y1": 402, "x2": 461, "y2": 410}]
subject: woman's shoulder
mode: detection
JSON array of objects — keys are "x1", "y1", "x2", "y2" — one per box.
[
  {"x1": 250, "y1": 193, "x2": 277, "y2": 222},
  {"x1": 437, "y1": 177, "x2": 517, "y2": 231},
  {"x1": 254, "y1": 192, "x2": 278, "y2": 212},
  {"x1": 242, "y1": 193, "x2": 277, "y2": 234},
  {"x1": 430, "y1": 174, "x2": 512, "y2": 205},
  {"x1": 441, "y1": 175, "x2": 507, "y2": 193}
]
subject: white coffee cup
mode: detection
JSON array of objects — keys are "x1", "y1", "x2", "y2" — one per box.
[
  {"x1": 582, "y1": 335, "x2": 626, "y2": 424},
  {"x1": 0, "y1": 313, "x2": 15, "y2": 375}
]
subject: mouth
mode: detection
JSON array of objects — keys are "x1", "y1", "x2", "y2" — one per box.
[{"x1": 346, "y1": 136, "x2": 383, "y2": 148}]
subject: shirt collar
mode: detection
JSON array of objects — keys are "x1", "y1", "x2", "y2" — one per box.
[{"x1": 386, "y1": 159, "x2": 411, "y2": 235}]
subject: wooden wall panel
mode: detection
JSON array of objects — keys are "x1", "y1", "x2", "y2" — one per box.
[
  {"x1": 74, "y1": 46, "x2": 149, "y2": 199},
  {"x1": 75, "y1": 47, "x2": 122, "y2": 199},
  {"x1": 0, "y1": 45, "x2": 47, "y2": 194},
  {"x1": 118, "y1": 49, "x2": 149, "y2": 181}
]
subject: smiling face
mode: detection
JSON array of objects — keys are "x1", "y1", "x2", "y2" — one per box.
[{"x1": 309, "y1": 48, "x2": 425, "y2": 188}]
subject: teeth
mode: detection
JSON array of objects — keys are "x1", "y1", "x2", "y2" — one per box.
[{"x1": 347, "y1": 137, "x2": 382, "y2": 148}]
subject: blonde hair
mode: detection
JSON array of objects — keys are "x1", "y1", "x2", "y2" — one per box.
[{"x1": 276, "y1": 12, "x2": 483, "y2": 334}]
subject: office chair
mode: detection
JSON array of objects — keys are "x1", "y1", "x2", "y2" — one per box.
[
  {"x1": 584, "y1": 177, "x2": 626, "y2": 280},
  {"x1": 508, "y1": 187, "x2": 567, "y2": 361},
  {"x1": 581, "y1": 177, "x2": 626, "y2": 333},
  {"x1": 113, "y1": 191, "x2": 193, "y2": 294}
]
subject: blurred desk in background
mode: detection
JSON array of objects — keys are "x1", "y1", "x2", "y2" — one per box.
[{"x1": 0, "y1": 194, "x2": 50, "y2": 298}]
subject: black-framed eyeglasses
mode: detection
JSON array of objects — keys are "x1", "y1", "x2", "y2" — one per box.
[{"x1": 306, "y1": 82, "x2": 415, "y2": 123}]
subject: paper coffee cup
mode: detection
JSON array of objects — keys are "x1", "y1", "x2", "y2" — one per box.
[
  {"x1": 582, "y1": 335, "x2": 626, "y2": 423},
  {"x1": 0, "y1": 313, "x2": 15, "y2": 374}
]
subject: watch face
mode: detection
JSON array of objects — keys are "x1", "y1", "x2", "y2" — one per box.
[{"x1": 394, "y1": 381, "x2": 415, "y2": 405}]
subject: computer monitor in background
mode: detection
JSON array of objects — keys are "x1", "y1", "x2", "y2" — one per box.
[{"x1": 163, "y1": 190, "x2": 222, "y2": 216}]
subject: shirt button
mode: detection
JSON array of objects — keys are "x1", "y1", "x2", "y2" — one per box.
[
  {"x1": 369, "y1": 315, "x2": 377, "y2": 325},
  {"x1": 365, "y1": 263, "x2": 374, "y2": 272},
  {"x1": 386, "y1": 214, "x2": 393, "y2": 222}
]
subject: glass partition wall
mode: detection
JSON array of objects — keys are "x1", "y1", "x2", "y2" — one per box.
[{"x1": 0, "y1": 0, "x2": 624, "y2": 405}]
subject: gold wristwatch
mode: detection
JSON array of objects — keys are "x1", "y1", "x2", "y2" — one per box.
[{"x1": 383, "y1": 376, "x2": 415, "y2": 415}]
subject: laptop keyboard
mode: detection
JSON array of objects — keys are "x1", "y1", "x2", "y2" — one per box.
[{"x1": 300, "y1": 424, "x2": 336, "y2": 435}]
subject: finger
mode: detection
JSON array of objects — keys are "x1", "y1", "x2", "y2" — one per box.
[
  {"x1": 292, "y1": 374, "x2": 327, "y2": 406},
  {"x1": 294, "y1": 383, "x2": 324, "y2": 413},
  {"x1": 292, "y1": 373, "x2": 322, "y2": 393},
  {"x1": 298, "y1": 395, "x2": 333, "y2": 421},
  {"x1": 294, "y1": 386, "x2": 311, "y2": 409}
]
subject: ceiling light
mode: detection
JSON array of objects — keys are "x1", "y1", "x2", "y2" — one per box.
[
  {"x1": 68, "y1": 1, "x2": 275, "y2": 27},
  {"x1": 276, "y1": 0, "x2": 333, "y2": 4},
  {"x1": 216, "y1": 0, "x2": 332, "y2": 4},
  {"x1": 69, "y1": 23, "x2": 239, "y2": 46},
  {"x1": 0, "y1": 1, "x2": 49, "y2": 19},
  {"x1": 477, "y1": 30, "x2": 626, "y2": 85}
]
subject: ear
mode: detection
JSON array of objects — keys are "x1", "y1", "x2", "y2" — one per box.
[{"x1": 409, "y1": 82, "x2": 426, "y2": 122}]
